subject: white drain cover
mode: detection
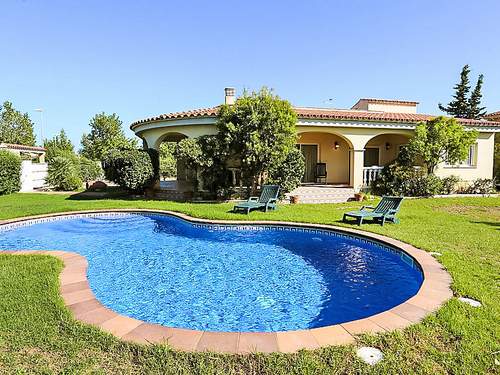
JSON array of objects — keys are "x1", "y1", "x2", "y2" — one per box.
[
  {"x1": 357, "y1": 347, "x2": 383, "y2": 365},
  {"x1": 458, "y1": 297, "x2": 482, "y2": 307}
]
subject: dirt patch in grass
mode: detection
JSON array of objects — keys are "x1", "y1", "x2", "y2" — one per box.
[{"x1": 436, "y1": 205, "x2": 500, "y2": 219}]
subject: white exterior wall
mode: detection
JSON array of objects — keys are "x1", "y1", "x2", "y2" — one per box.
[
  {"x1": 434, "y1": 132, "x2": 495, "y2": 181},
  {"x1": 20, "y1": 161, "x2": 48, "y2": 192},
  {"x1": 132, "y1": 116, "x2": 499, "y2": 191}
]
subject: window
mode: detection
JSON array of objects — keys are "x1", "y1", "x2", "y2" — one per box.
[
  {"x1": 364, "y1": 148, "x2": 380, "y2": 167},
  {"x1": 445, "y1": 143, "x2": 477, "y2": 167}
]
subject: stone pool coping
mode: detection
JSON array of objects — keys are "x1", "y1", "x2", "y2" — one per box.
[{"x1": 0, "y1": 209, "x2": 453, "y2": 354}]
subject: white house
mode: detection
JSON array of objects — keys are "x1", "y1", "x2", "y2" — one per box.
[{"x1": 130, "y1": 89, "x2": 500, "y2": 195}]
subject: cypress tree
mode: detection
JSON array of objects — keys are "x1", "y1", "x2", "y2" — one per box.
[
  {"x1": 438, "y1": 65, "x2": 471, "y2": 118},
  {"x1": 467, "y1": 74, "x2": 487, "y2": 119}
]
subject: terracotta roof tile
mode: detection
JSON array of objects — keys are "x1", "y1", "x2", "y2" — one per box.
[
  {"x1": 130, "y1": 106, "x2": 500, "y2": 129},
  {"x1": 484, "y1": 111, "x2": 500, "y2": 120},
  {"x1": 0, "y1": 143, "x2": 46, "y2": 152},
  {"x1": 354, "y1": 98, "x2": 420, "y2": 105}
]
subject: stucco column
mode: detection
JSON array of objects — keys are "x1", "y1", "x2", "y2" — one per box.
[{"x1": 349, "y1": 149, "x2": 365, "y2": 192}]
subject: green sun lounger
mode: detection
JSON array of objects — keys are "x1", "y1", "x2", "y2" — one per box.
[
  {"x1": 233, "y1": 185, "x2": 280, "y2": 214},
  {"x1": 343, "y1": 196, "x2": 404, "y2": 226}
]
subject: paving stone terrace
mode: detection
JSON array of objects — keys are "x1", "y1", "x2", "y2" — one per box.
[{"x1": 0, "y1": 209, "x2": 453, "y2": 354}]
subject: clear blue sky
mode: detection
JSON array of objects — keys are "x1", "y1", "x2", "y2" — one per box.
[{"x1": 1, "y1": 0, "x2": 499, "y2": 147}]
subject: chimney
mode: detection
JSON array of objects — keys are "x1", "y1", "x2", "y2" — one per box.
[{"x1": 224, "y1": 87, "x2": 235, "y2": 105}]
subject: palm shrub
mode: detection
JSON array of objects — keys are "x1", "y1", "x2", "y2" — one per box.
[
  {"x1": 266, "y1": 147, "x2": 305, "y2": 198},
  {"x1": 0, "y1": 150, "x2": 21, "y2": 195},
  {"x1": 46, "y1": 156, "x2": 82, "y2": 191},
  {"x1": 79, "y1": 157, "x2": 103, "y2": 184},
  {"x1": 102, "y1": 149, "x2": 156, "y2": 193}
]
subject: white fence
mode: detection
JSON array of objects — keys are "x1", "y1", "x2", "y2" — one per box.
[
  {"x1": 20, "y1": 161, "x2": 48, "y2": 192},
  {"x1": 363, "y1": 166, "x2": 384, "y2": 187}
]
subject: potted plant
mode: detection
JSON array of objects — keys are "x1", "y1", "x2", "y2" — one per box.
[
  {"x1": 354, "y1": 192, "x2": 365, "y2": 202},
  {"x1": 290, "y1": 195, "x2": 300, "y2": 204}
]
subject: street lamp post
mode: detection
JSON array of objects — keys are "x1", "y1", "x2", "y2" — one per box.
[{"x1": 34, "y1": 108, "x2": 44, "y2": 145}]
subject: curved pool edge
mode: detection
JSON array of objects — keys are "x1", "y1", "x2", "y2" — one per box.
[{"x1": 0, "y1": 209, "x2": 453, "y2": 354}]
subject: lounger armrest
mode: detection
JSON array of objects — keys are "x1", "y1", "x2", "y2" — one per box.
[
  {"x1": 267, "y1": 198, "x2": 278, "y2": 204},
  {"x1": 361, "y1": 205, "x2": 375, "y2": 211},
  {"x1": 387, "y1": 209, "x2": 398, "y2": 215},
  {"x1": 248, "y1": 197, "x2": 259, "y2": 202}
]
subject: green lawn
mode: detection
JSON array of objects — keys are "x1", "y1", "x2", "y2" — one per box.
[{"x1": 0, "y1": 193, "x2": 499, "y2": 374}]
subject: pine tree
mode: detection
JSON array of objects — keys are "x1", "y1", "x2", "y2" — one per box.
[
  {"x1": 438, "y1": 65, "x2": 471, "y2": 118},
  {"x1": 467, "y1": 74, "x2": 487, "y2": 119}
]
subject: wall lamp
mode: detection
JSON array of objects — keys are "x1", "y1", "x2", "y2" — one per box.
[
  {"x1": 385, "y1": 142, "x2": 391, "y2": 150},
  {"x1": 334, "y1": 141, "x2": 340, "y2": 150}
]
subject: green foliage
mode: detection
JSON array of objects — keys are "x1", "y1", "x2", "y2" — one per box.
[
  {"x1": 216, "y1": 88, "x2": 297, "y2": 189},
  {"x1": 174, "y1": 138, "x2": 213, "y2": 192},
  {"x1": 372, "y1": 163, "x2": 445, "y2": 197},
  {"x1": 0, "y1": 101, "x2": 36, "y2": 146},
  {"x1": 44, "y1": 129, "x2": 74, "y2": 162},
  {"x1": 0, "y1": 150, "x2": 21, "y2": 195},
  {"x1": 494, "y1": 133, "x2": 500, "y2": 180},
  {"x1": 406, "y1": 117, "x2": 478, "y2": 174},
  {"x1": 439, "y1": 65, "x2": 487, "y2": 119},
  {"x1": 159, "y1": 142, "x2": 177, "y2": 179},
  {"x1": 441, "y1": 175, "x2": 461, "y2": 194},
  {"x1": 79, "y1": 157, "x2": 103, "y2": 183},
  {"x1": 465, "y1": 178, "x2": 496, "y2": 194},
  {"x1": 80, "y1": 113, "x2": 137, "y2": 161},
  {"x1": 468, "y1": 74, "x2": 487, "y2": 119},
  {"x1": 46, "y1": 156, "x2": 82, "y2": 191},
  {"x1": 102, "y1": 149, "x2": 155, "y2": 193},
  {"x1": 266, "y1": 147, "x2": 305, "y2": 197}
]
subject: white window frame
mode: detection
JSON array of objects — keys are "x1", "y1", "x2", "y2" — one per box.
[{"x1": 444, "y1": 143, "x2": 477, "y2": 168}]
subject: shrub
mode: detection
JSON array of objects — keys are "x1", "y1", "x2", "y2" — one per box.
[
  {"x1": 372, "y1": 163, "x2": 446, "y2": 197},
  {"x1": 46, "y1": 156, "x2": 82, "y2": 191},
  {"x1": 266, "y1": 147, "x2": 305, "y2": 197},
  {"x1": 441, "y1": 175, "x2": 461, "y2": 194},
  {"x1": 465, "y1": 178, "x2": 496, "y2": 195},
  {"x1": 102, "y1": 149, "x2": 155, "y2": 192},
  {"x1": 0, "y1": 150, "x2": 21, "y2": 195},
  {"x1": 407, "y1": 173, "x2": 443, "y2": 197},
  {"x1": 79, "y1": 157, "x2": 103, "y2": 183}
]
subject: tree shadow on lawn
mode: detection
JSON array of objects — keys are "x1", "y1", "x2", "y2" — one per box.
[{"x1": 470, "y1": 220, "x2": 500, "y2": 230}]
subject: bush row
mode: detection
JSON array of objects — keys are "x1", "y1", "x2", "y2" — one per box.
[
  {"x1": 0, "y1": 150, "x2": 21, "y2": 195},
  {"x1": 372, "y1": 164, "x2": 496, "y2": 197}
]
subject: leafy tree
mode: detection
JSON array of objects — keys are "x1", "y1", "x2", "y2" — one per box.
[
  {"x1": 494, "y1": 133, "x2": 500, "y2": 180},
  {"x1": 0, "y1": 101, "x2": 36, "y2": 146},
  {"x1": 439, "y1": 65, "x2": 471, "y2": 118},
  {"x1": 102, "y1": 149, "x2": 156, "y2": 193},
  {"x1": 467, "y1": 74, "x2": 487, "y2": 119},
  {"x1": 159, "y1": 142, "x2": 177, "y2": 179},
  {"x1": 266, "y1": 147, "x2": 305, "y2": 197},
  {"x1": 406, "y1": 117, "x2": 478, "y2": 174},
  {"x1": 216, "y1": 88, "x2": 297, "y2": 192},
  {"x1": 80, "y1": 113, "x2": 137, "y2": 160},
  {"x1": 79, "y1": 156, "x2": 103, "y2": 183},
  {"x1": 44, "y1": 129, "x2": 74, "y2": 162},
  {"x1": 174, "y1": 138, "x2": 213, "y2": 192}
]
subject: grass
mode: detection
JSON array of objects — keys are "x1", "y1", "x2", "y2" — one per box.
[{"x1": 0, "y1": 193, "x2": 499, "y2": 374}]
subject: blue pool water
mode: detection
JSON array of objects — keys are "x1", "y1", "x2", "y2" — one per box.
[{"x1": 0, "y1": 213, "x2": 423, "y2": 332}]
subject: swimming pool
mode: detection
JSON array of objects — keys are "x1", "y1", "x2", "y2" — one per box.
[{"x1": 0, "y1": 212, "x2": 423, "y2": 332}]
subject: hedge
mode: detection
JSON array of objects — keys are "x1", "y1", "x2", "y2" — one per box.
[
  {"x1": 102, "y1": 149, "x2": 156, "y2": 192},
  {"x1": 0, "y1": 150, "x2": 21, "y2": 195}
]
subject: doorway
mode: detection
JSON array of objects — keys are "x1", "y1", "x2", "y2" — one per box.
[{"x1": 299, "y1": 144, "x2": 318, "y2": 183}]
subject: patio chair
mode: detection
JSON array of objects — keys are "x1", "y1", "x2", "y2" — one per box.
[
  {"x1": 315, "y1": 163, "x2": 327, "y2": 183},
  {"x1": 233, "y1": 185, "x2": 280, "y2": 214},
  {"x1": 342, "y1": 196, "x2": 404, "y2": 226}
]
